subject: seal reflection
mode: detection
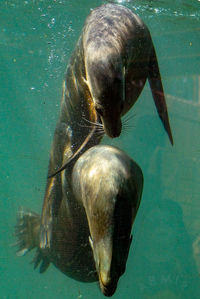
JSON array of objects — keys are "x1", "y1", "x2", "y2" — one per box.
[{"x1": 15, "y1": 145, "x2": 143, "y2": 297}]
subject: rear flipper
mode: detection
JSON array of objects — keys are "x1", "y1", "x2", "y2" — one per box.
[
  {"x1": 15, "y1": 208, "x2": 50, "y2": 273},
  {"x1": 148, "y1": 45, "x2": 173, "y2": 145}
]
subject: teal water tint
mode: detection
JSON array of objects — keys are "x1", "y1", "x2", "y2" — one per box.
[{"x1": 1, "y1": 0, "x2": 200, "y2": 298}]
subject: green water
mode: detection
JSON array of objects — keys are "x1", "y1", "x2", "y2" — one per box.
[{"x1": 1, "y1": 0, "x2": 200, "y2": 298}]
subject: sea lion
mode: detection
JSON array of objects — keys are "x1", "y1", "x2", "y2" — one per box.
[
  {"x1": 49, "y1": 3, "x2": 173, "y2": 178},
  {"x1": 72, "y1": 145, "x2": 143, "y2": 296},
  {"x1": 15, "y1": 145, "x2": 143, "y2": 297},
  {"x1": 17, "y1": 1, "x2": 171, "y2": 286},
  {"x1": 42, "y1": 3, "x2": 172, "y2": 243},
  {"x1": 82, "y1": 4, "x2": 173, "y2": 142},
  {"x1": 39, "y1": 25, "x2": 102, "y2": 246}
]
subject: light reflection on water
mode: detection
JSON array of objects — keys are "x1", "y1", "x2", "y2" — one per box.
[{"x1": 110, "y1": 0, "x2": 200, "y2": 19}]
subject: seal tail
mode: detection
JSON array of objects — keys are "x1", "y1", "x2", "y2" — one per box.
[
  {"x1": 14, "y1": 208, "x2": 50, "y2": 273},
  {"x1": 148, "y1": 45, "x2": 173, "y2": 145}
]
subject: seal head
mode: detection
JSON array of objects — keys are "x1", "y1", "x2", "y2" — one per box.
[
  {"x1": 15, "y1": 144, "x2": 143, "y2": 296},
  {"x1": 86, "y1": 55, "x2": 124, "y2": 138},
  {"x1": 83, "y1": 4, "x2": 173, "y2": 144},
  {"x1": 72, "y1": 145, "x2": 143, "y2": 296}
]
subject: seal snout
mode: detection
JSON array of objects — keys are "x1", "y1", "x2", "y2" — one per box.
[
  {"x1": 107, "y1": 129, "x2": 121, "y2": 138},
  {"x1": 102, "y1": 118, "x2": 122, "y2": 138},
  {"x1": 99, "y1": 275, "x2": 118, "y2": 297}
]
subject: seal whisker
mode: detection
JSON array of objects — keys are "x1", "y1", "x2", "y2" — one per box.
[
  {"x1": 123, "y1": 116, "x2": 134, "y2": 125},
  {"x1": 93, "y1": 127, "x2": 105, "y2": 135},
  {"x1": 122, "y1": 126, "x2": 135, "y2": 135},
  {"x1": 95, "y1": 126, "x2": 105, "y2": 132},
  {"x1": 82, "y1": 117, "x2": 103, "y2": 128},
  {"x1": 122, "y1": 112, "x2": 136, "y2": 124},
  {"x1": 122, "y1": 113, "x2": 136, "y2": 132},
  {"x1": 95, "y1": 132, "x2": 105, "y2": 137},
  {"x1": 95, "y1": 129, "x2": 105, "y2": 135},
  {"x1": 123, "y1": 122, "x2": 136, "y2": 129},
  {"x1": 78, "y1": 123, "x2": 94, "y2": 129},
  {"x1": 94, "y1": 132, "x2": 105, "y2": 139}
]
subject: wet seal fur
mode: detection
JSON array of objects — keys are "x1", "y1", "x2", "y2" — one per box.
[
  {"x1": 15, "y1": 145, "x2": 143, "y2": 297},
  {"x1": 50, "y1": 3, "x2": 173, "y2": 178},
  {"x1": 41, "y1": 3, "x2": 173, "y2": 246},
  {"x1": 14, "y1": 3, "x2": 169, "y2": 296},
  {"x1": 82, "y1": 4, "x2": 173, "y2": 142}
]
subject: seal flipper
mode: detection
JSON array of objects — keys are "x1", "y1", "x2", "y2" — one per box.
[
  {"x1": 40, "y1": 175, "x2": 62, "y2": 248},
  {"x1": 31, "y1": 249, "x2": 50, "y2": 273},
  {"x1": 148, "y1": 45, "x2": 173, "y2": 145},
  {"x1": 15, "y1": 209, "x2": 41, "y2": 256},
  {"x1": 15, "y1": 208, "x2": 50, "y2": 273},
  {"x1": 48, "y1": 103, "x2": 100, "y2": 178},
  {"x1": 48, "y1": 124, "x2": 98, "y2": 178}
]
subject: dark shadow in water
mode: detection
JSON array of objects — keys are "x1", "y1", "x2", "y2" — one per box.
[
  {"x1": 133, "y1": 198, "x2": 200, "y2": 299},
  {"x1": 129, "y1": 123, "x2": 200, "y2": 298}
]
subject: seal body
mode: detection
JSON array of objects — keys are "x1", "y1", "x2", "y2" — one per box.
[
  {"x1": 15, "y1": 3, "x2": 167, "y2": 296},
  {"x1": 42, "y1": 3, "x2": 173, "y2": 244},
  {"x1": 49, "y1": 3, "x2": 173, "y2": 179},
  {"x1": 15, "y1": 145, "x2": 143, "y2": 296},
  {"x1": 40, "y1": 26, "x2": 102, "y2": 246}
]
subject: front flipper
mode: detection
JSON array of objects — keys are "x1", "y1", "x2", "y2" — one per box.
[
  {"x1": 40, "y1": 122, "x2": 74, "y2": 248},
  {"x1": 31, "y1": 249, "x2": 50, "y2": 273},
  {"x1": 48, "y1": 122, "x2": 99, "y2": 178},
  {"x1": 40, "y1": 175, "x2": 62, "y2": 249},
  {"x1": 148, "y1": 45, "x2": 173, "y2": 145}
]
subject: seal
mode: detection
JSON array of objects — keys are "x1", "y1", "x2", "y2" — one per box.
[
  {"x1": 22, "y1": 2, "x2": 168, "y2": 287},
  {"x1": 15, "y1": 145, "x2": 143, "y2": 297},
  {"x1": 82, "y1": 4, "x2": 173, "y2": 143},
  {"x1": 49, "y1": 3, "x2": 173, "y2": 178},
  {"x1": 72, "y1": 145, "x2": 143, "y2": 296}
]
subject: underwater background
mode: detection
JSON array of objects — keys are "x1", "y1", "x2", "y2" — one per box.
[{"x1": 1, "y1": 0, "x2": 200, "y2": 298}]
